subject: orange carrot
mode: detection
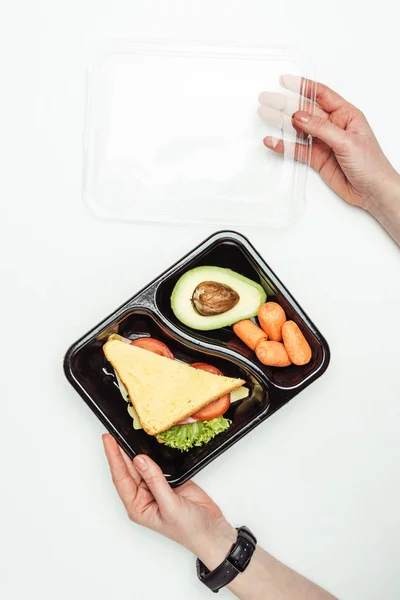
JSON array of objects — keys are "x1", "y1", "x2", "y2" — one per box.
[
  {"x1": 255, "y1": 340, "x2": 291, "y2": 367},
  {"x1": 257, "y1": 302, "x2": 286, "y2": 341},
  {"x1": 282, "y1": 321, "x2": 312, "y2": 366},
  {"x1": 233, "y1": 319, "x2": 267, "y2": 351}
]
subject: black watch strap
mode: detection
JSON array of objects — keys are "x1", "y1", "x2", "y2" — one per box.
[{"x1": 196, "y1": 526, "x2": 257, "y2": 593}]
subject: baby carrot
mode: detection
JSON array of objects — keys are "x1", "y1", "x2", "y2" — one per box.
[
  {"x1": 233, "y1": 319, "x2": 267, "y2": 351},
  {"x1": 282, "y1": 321, "x2": 312, "y2": 366},
  {"x1": 255, "y1": 340, "x2": 291, "y2": 367},
  {"x1": 257, "y1": 302, "x2": 287, "y2": 341}
]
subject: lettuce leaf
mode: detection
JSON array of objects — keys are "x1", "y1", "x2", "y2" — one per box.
[{"x1": 157, "y1": 417, "x2": 231, "y2": 452}]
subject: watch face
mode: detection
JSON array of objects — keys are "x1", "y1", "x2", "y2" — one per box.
[{"x1": 238, "y1": 525, "x2": 257, "y2": 545}]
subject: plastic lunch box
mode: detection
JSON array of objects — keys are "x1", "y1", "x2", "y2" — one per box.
[{"x1": 64, "y1": 231, "x2": 330, "y2": 487}]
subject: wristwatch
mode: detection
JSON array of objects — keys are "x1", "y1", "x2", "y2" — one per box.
[{"x1": 196, "y1": 526, "x2": 257, "y2": 593}]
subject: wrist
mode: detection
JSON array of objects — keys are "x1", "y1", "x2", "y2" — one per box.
[
  {"x1": 188, "y1": 517, "x2": 238, "y2": 571},
  {"x1": 364, "y1": 169, "x2": 400, "y2": 215},
  {"x1": 365, "y1": 170, "x2": 400, "y2": 244}
]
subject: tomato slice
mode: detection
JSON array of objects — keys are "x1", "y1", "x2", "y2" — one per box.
[
  {"x1": 191, "y1": 362, "x2": 230, "y2": 420},
  {"x1": 191, "y1": 362, "x2": 223, "y2": 376},
  {"x1": 191, "y1": 395, "x2": 230, "y2": 421},
  {"x1": 130, "y1": 337, "x2": 174, "y2": 359}
]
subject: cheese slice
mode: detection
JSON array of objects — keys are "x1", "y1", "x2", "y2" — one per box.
[{"x1": 103, "y1": 339, "x2": 245, "y2": 435}]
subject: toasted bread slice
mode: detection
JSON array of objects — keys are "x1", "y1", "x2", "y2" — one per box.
[{"x1": 103, "y1": 339, "x2": 245, "y2": 435}]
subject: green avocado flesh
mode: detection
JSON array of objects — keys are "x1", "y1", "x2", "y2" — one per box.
[{"x1": 170, "y1": 266, "x2": 267, "y2": 331}]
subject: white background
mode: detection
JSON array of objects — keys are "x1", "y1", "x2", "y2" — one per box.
[{"x1": 1, "y1": 1, "x2": 399, "y2": 599}]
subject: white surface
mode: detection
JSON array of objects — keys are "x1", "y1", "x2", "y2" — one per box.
[{"x1": 1, "y1": 1, "x2": 399, "y2": 600}]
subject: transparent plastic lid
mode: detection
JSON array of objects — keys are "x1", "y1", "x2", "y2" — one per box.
[{"x1": 83, "y1": 41, "x2": 316, "y2": 228}]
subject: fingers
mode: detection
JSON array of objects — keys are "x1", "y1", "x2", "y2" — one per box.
[
  {"x1": 133, "y1": 455, "x2": 177, "y2": 518},
  {"x1": 280, "y1": 74, "x2": 348, "y2": 113},
  {"x1": 292, "y1": 111, "x2": 348, "y2": 153},
  {"x1": 264, "y1": 134, "x2": 338, "y2": 178},
  {"x1": 120, "y1": 448, "x2": 142, "y2": 487},
  {"x1": 257, "y1": 104, "x2": 295, "y2": 134},
  {"x1": 263, "y1": 136, "x2": 311, "y2": 164},
  {"x1": 258, "y1": 91, "x2": 328, "y2": 120},
  {"x1": 258, "y1": 104, "x2": 310, "y2": 139},
  {"x1": 102, "y1": 434, "x2": 138, "y2": 510}
]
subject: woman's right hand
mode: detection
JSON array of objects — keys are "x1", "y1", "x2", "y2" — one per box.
[
  {"x1": 103, "y1": 434, "x2": 338, "y2": 599},
  {"x1": 259, "y1": 76, "x2": 400, "y2": 244},
  {"x1": 102, "y1": 434, "x2": 237, "y2": 569}
]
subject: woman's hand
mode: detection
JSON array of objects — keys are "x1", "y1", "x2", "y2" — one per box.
[
  {"x1": 103, "y1": 434, "x2": 335, "y2": 600},
  {"x1": 102, "y1": 434, "x2": 237, "y2": 568},
  {"x1": 103, "y1": 434, "x2": 337, "y2": 599},
  {"x1": 259, "y1": 76, "x2": 400, "y2": 243}
]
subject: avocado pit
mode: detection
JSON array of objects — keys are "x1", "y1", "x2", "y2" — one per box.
[{"x1": 192, "y1": 281, "x2": 240, "y2": 316}]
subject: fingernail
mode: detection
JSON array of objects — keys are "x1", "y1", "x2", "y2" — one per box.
[
  {"x1": 102, "y1": 433, "x2": 112, "y2": 446},
  {"x1": 264, "y1": 136, "x2": 278, "y2": 148},
  {"x1": 134, "y1": 456, "x2": 148, "y2": 472},
  {"x1": 293, "y1": 111, "x2": 311, "y2": 124}
]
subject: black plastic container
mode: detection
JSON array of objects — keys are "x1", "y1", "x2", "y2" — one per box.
[{"x1": 64, "y1": 231, "x2": 330, "y2": 487}]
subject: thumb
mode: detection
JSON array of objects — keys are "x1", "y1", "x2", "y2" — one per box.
[
  {"x1": 292, "y1": 111, "x2": 347, "y2": 152},
  {"x1": 134, "y1": 455, "x2": 177, "y2": 517}
]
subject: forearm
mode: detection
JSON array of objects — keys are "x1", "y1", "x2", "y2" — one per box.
[
  {"x1": 226, "y1": 545, "x2": 337, "y2": 600},
  {"x1": 190, "y1": 521, "x2": 337, "y2": 600},
  {"x1": 366, "y1": 172, "x2": 400, "y2": 245}
]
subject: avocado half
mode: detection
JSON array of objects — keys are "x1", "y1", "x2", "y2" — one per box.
[{"x1": 170, "y1": 266, "x2": 267, "y2": 331}]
